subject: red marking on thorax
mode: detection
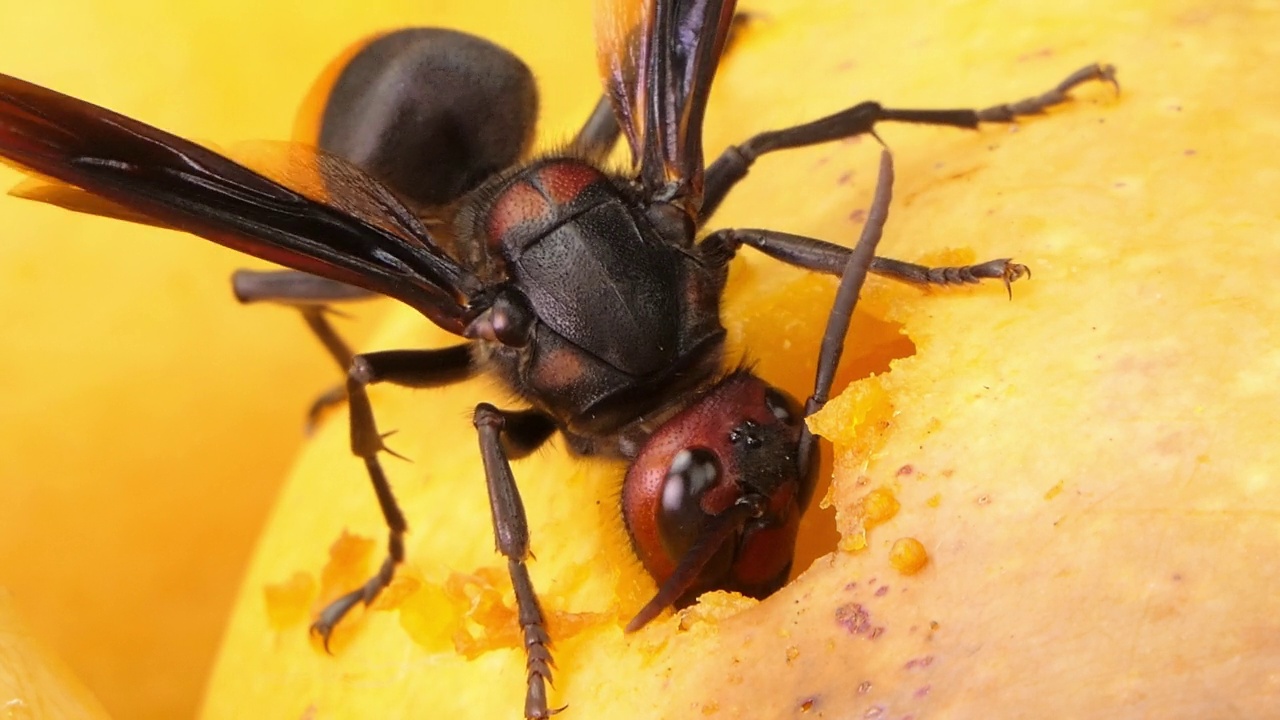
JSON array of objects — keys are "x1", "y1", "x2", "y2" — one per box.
[
  {"x1": 535, "y1": 161, "x2": 601, "y2": 205},
  {"x1": 486, "y1": 161, "x2": 605, "y2": 242},
  {"x1": 486, "y1": 180, "x2": 550, "y2": 241}
]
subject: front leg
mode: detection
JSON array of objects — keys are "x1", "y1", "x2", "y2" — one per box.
[{"x1": 473, "y1": 404, "x2": 560, "y2": 720}]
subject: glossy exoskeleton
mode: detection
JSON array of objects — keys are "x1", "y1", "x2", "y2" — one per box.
[{"x1": 0, "y1": 1, "x2": 1116, "y2": 715}]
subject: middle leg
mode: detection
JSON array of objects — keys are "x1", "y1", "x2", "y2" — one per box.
[{"x1": 310, "y1": 346, "x2": 480, "y2": 646}]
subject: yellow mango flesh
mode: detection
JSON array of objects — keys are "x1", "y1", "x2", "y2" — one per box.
[{"x1": 1, "y1": 0, "x2": 1276, "y2": 718}]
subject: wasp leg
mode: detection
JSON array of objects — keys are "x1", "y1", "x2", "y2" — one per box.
[
  {"x1": 473, "y1": 404, "x2": 561, "y2": 720},
  {"x1": 232, "y1": 267, "x2": 379, "y2": 371},
  {"x1": 233, "y1": 269, "x2": 389, "y2": 430},
  {"x1": 702, "y1": 228, "x2": 1029, "y2": 297},
  {"x1": 569, "y1": 97, "x2": 620, "y2": 164},
  {"x1": 699, "y1": 63, "x2": 1117, "y2": 221},
  {"x1": 232, "y1": 268, "x2": 381, "y2": 308},
  {"x1": 866, "y1": 256, "x2": 1028, "y2": 298},
  {"x1": 310, "y1": 347, "x2": 477, "y2": 646}
]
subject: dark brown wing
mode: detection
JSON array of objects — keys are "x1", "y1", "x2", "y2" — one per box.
[
  {"x1": 596, "y1": 0, "x2": 735, "y2": 214},
  {"x1": 0, "y1": 73, "x2": 479, "y2": 334}
]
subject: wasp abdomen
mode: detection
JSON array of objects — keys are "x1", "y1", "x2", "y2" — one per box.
[{"x1": 316, "y1": 28, "x2": 538, "y2": 209}]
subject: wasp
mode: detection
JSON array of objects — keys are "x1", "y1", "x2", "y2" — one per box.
[{"x1": 0, "y1": 0, "x2": 1115, "y2": 715}]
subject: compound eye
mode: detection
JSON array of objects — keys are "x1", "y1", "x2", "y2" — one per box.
[
  {"x1": 657, "y1": 448, "x2": 722, "y2": 560},
  {"x1": 763, "y1": 387, "x2": 803, "y2": 426}
]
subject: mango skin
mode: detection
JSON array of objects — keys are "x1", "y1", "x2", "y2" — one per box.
[{"x1": 1, "y1": 0, "x2": 1276, "y2": 719}]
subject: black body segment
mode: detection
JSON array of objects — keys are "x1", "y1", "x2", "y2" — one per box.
[
  {"x1": 319, "y1": 28, "x2": 539, "y2": 208},
  {"x1": 489, "y1": 161, "x2": 686, "y2": 376},
  {"x1": 464, "y1": 157, "x2": 730, "y2": 437}
]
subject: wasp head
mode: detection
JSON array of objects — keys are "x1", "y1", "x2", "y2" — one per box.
[{"x1": 621, "y1": 371, "x2": 817, "y2": 630}]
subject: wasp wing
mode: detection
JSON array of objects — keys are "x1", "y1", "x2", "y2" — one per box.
[
  {"x1": 0, "y1": 73, "x2": 478, "y2": 334},
  {"x1": 596, "y1": 0, "x2": 735, "y2": 214},
  {"x1": 10, "y1": 175, "x2": 182, "y2": 228}
]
